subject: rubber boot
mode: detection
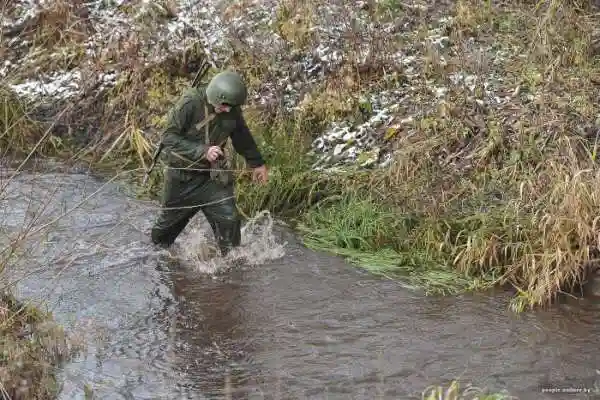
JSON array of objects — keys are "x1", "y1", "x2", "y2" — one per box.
[{"x1": 212, "y1": 219, "x2": 242, "y2": 256}]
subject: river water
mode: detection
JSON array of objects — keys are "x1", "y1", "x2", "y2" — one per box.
[{"x1": 1, "y1": 167, "x2": 599, "y2": 399}]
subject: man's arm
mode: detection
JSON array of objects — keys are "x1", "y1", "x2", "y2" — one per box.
[
  {"x1": 161, "y1": 98, "x2": 207, "y2": 162},
  {"x1": 230, "y1": 113, "x2": 266, "y2": 168}
]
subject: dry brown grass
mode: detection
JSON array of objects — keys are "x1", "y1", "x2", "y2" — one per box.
[
  {"x1": 0, "y1": 86, "x2": 44, "y2": 157},
  {"x1": 422, "y1": 379, "x2": 515, "y2": 400},
  {"x1": 1, "y1": 0, "x2": 92, "y2": 79},
  {"x1": 3, "y1": 0, "x2": 600, "y2": 309},
  {"x1": 0, "y1": 295, "x2": 76, "y2": 400},
  {"x1": 27, "y1": 0, "x2": 93, "y2": 47},
  {"x1": 0, "y1": 0, "x2": 198, "y2": 168},
  {"x1": 370, "y1": 0, "x2": 600, "y2": 308},
  {"x1": 244, "y1": 0, "x2": 600, "y2": 307},
  {"x1": 273, "y1": 0, "x2": 319, "y2": 50},
  {"x1": 421, "y1": 380, "x2": 516, "y2": 400}
]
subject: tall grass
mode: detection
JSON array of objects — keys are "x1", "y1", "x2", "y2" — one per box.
[
  {"x1": 2, "y1": 0, "x2": 600, "y2": 310},
  {"x1": 0, "y1": 86, "x2": 44, "y2": 157}
]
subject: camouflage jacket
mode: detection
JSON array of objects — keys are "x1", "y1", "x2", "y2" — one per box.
[{"x1": 160, "y1": 85, "x2": 265, "y2": 173}]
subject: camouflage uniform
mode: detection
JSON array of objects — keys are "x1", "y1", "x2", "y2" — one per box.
[{"x1": 151, "y1": 71, "x2": 265, "y2": 255}]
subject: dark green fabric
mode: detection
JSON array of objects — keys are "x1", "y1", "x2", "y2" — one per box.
[
  {"x1": 151, "y1": 85, "x2": 265, "y2": 253},
  {"x1": 151, "y1": 169, "x2": 241, "y2": 254},
  {"x1": 205, "y1": 70, "x2": 248, "y2": 106},
  {"x1": 160, "y1": 85, "x2": 264, "y2": 172}
]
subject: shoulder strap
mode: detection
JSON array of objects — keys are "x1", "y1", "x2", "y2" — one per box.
[
  {"x1": 169, "y1": 105, "x2": 217, "y2": 168},
  {"x1": 198, "y1": 104, "x2": 216, "y2": 146}
]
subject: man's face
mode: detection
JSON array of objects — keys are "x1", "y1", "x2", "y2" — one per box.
[{"x1": 214, "y1": 103, "x2": 232, "y2": 113}]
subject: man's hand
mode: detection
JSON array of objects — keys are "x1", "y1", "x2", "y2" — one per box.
[
  {"x1": 205, "y1": 146, "x2": 224, "y2": 162},
  {"x1": 252, "y1": 165, "x2": 268, "y2": 184}
]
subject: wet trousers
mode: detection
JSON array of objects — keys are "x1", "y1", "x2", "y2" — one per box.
[{"x1": 150, "y1": 168, "x2": 241, "y2": 256}]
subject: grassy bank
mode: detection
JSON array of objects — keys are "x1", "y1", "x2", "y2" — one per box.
[
  {"x1": 224, "y1": 0, "x2": 600, "y2": 310},
  {"x1": 0, "y1": 294, "x2": 76, "y2": 399},
  {"x1": 3, "y1": 0, "x2": 600, "y2": 312},
  {"x1": 0, "y1": 166, "x2": 81, "y2": 397}
]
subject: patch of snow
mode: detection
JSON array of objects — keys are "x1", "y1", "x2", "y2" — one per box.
[
  {"x1": 10, "y1": 71, "x2": 81, "y2": 99},
  {"x1": 2, "y1": 0, "x2": 517, "y2": 172}
]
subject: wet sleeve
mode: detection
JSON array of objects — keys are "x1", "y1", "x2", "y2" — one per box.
[
  {"x1": 231, "y1": 113, "x2": 266, "y2": 168},
  {"x1": 161, "y1": 99, "x2": 206, "y2": 161}
]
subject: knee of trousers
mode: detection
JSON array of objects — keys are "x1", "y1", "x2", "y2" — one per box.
[{"x1": 205, "y1": 203, "x2": 240, "y2": 224}]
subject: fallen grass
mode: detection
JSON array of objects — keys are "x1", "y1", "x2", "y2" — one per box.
[
  {"x1": 422, "y1": 379, "x2": 515, "y2": 400},
  {"x1": 2, "y1": 0, "x2": 600, "y2": 310},
  {"x1": 297, "y1": 192, "x2": 488, "y2": 295}
]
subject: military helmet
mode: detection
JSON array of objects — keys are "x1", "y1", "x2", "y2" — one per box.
[{"x1": 206, "y1": 70, "x2": 248, "y2": 107}]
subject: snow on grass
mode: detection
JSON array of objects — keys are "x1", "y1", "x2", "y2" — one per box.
[{"x1": 9, "y1": 71, "x2": 82, "y2": 99}]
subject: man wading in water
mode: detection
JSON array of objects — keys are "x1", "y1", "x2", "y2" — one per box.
[{"x1": 150, "y1": 70, "x2": 268, "y2": 256}]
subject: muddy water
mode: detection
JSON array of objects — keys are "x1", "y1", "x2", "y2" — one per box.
[{"x1": 1, "y1": 168, "x2": 600, "y2": 400}]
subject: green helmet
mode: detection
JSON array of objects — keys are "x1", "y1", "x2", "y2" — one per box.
[{"x1": 206, "y1": 70, "x2": 248, "y2": 107}]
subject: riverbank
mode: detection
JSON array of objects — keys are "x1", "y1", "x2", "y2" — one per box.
[
  {"x1": 2, "y1": 0, "x2": 600, "y2": 313},
  {"x1": 0, "y1": 292, "x2": 79, "y2": 399},
  {"x1": 0, "y1": 163, "x2": 83, "y2": 398}
]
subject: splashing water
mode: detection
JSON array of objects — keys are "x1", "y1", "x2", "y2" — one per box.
[{"x1": 163, "y1": 210, "x2": 286, "y2": 274}]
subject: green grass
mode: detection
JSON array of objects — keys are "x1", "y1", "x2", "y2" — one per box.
[
  {"x1": 296, "y1": 192, "x2": 498, "y2": 295},
  {"x1": 233, "y1": 114, "x2": 329, "y2": 218}
]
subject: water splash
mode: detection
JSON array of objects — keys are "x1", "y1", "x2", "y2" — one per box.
[{"x1": 165, "y1": 210, "x2": 286, "y2": 274}]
